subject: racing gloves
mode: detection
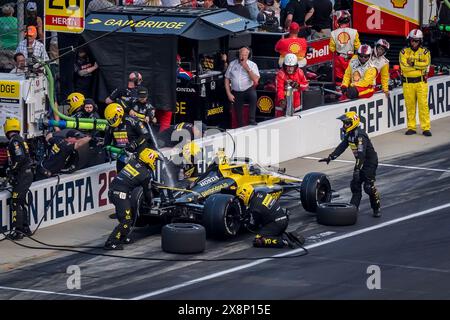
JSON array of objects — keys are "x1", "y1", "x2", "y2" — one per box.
[{"x1": 318, "y1": 155, "x2": 336, "y2": 165}]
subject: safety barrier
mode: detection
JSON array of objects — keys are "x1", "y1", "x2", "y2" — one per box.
[{"x1": 1, "y1": 75, "x2": 449, "y2": 232}]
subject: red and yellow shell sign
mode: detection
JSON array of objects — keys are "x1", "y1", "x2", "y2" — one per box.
[
  {"x1": 391, "y1": 0, "x2": 407, "y2": 9},
  {"x1": 288, "y1": 43, "x2": 301, "y2": 54},
  {"x1": 257, "y1": 96, "x2": 274, "y2": 113},
  {"x1": 337, "y1": 32, "x2": 351, "y2": 45}
]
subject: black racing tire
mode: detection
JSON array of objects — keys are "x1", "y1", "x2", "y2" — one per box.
[
  {"x1": 202, "y1": 194, "x2": 242, "y2": 240},
  {"x1": 300, "y1": 172, "x2": 332, "y2": 213},
  {"x1": 316, "y1": 202, "x2": 358, "y2": 226},
  {"x1": 130, "y1": 187, "x2": 151, "y2": 227},
  {"x1": 161, "y1": 223, "x2": 206, "y2": 254}
]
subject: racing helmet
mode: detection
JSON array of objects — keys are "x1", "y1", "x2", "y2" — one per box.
[
  {"x1": 4, "y1": 117, "x2": 20, "y2": 136},
  {"x1": 357, "y1": 44, "x2": 372, "y2": 64},
  {"x1": 374, "y1": 39, "x2": 390, "y2": 57},
  {"x1": 128, "y1": 71, "x2": 143, "y2": 86},
  {"x1": 138, "y1": 148, "x2": 159, "y2": 171},
  {"x1": 408, "y1": 29, "x2": 423, "y2": 41},
  {"x1": 67, "y1": 92, "x2": 85, "y2": 115},
  {"x1": 337, "y1": 111, "x2": 360, "y2": 133},
  {"x1": 335, "y1": 10, "x2": 351, "y2": 26},
  {"x1": 182, "y1": 141, "x2": 201, "y2": 163},
  {"x1": 283, "y1": 53, "x2": 298, "y2": 74},
  {"x1": 104, "y1": 103, "x2": 125, "y2": 128}
]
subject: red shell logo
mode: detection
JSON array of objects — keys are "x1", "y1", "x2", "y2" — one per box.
[
  {"x1": 337, "y1": 32, "x2": 351, "y2": 45},
  {"x1": 391, "y1": 0, "x2": 407, "y2": 9},
  {"x1": 257, "y1": 96, "x2": 274, "y2": 113}
]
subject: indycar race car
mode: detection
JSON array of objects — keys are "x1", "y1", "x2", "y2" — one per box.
[{"x1": 131, "y1": 149, "x2": 333, "y2": 239}]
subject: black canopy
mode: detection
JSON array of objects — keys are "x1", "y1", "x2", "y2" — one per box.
[{"x1": 82, "y1": 6, "x2": 259, "y2": 111}]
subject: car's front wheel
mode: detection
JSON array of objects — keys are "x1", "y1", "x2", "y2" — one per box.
[{"x1": 202, "y1": 194, "x2": 243, "y2": 240}]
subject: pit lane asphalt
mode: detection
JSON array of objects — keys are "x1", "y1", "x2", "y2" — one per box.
[{"x1": 0, "y1": 138, "x2": 449, "y2": 300}]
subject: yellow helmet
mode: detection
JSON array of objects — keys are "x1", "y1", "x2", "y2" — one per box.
[
  {"x1": 104, "y1": 103, "x2": 124, "y2": 128},
  {"x1": 337, "y1": 111, "x2": 360, "y2": 133},
  {"x1": 138, "y1": 148, "x2": 159, "y2": 171},
  {"x1": 4, "y1": 117, "x2": 20, "y2": 135},
  {"x1": 182, "y1": 141, "x2": 201, "y2": 163},
  {"x1": 67, "y1": 92, "x2": 85, "y2": 115}
]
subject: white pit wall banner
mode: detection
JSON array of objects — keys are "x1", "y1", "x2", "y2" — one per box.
[
  {"x1": 1, "y1": 75, "x2": 449, "y2": 232},
  {"x1": 1, "y1": 163, "x2": 116, "y2": 233}
]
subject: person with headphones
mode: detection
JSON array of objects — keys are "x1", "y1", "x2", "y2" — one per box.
[
  {"x1": 105, "y1": 148, "x2": 159, "y2": 250},
  {"x1": 224, "y1": 46, "x2": 260, "y2": 127},
  {"x1": 341, "y1": 44, "x2": 378, "y2": 100},
  {"x1": 105, "y1": 71, "x2": 143, "y2": 112},
  {"x1": 104, "y1": 103, "x2": 152, "y2": 173},
  {"x1": 4, "y1": 117, "x2": 34, "y2": 240},
  {"x1": 319, "y1": 111, "x2": 381, "y2": 217},
  {"x1": 399, "y1": 29, "x2": 432, "y2": 137}
]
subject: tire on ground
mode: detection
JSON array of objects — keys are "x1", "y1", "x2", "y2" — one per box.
[
  {"x1": 202, "y1": 194, "x2": 242, "y2": 240},
  {"x1": 316, "y1": 202, "x2": 358, "y2": 226},
  {"x1": 300, "y1": 172, "x2": 332, "y2": 213},
  {"x1": 161, "y1": 223, "x2": 206, "y2": 254}
]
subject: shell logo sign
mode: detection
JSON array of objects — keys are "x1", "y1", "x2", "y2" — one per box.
[
  {"x1": 337, "y1": 32, "x2": 351, "y2": 45},
  {"x1": 391, "y1": 0, "x2": 407, "y2": 9},
  {"x1": 257, "y1": 96, "x2": 274, "y2": 113},
  {"x1": 288, "y1": 43, "x2": 301, "y2": 54}
]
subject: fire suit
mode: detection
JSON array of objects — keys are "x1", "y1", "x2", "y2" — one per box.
[
  {"x1": 106, "y1": 158, "x2": 154, "y2": 247},
  {"x1": 274, "y1": 36, "x2": 308, "y2": 67},
  {"x1": 342, "y1": 56, "x2": 377, "y2": 100},
  {"x1": 35, "y1": 135, "x2": 76, "y2": 180},
  {"x1": 249, "y1": 190, "x2": 289, "y2": 248},
  {"x1": 371, "y1": 55, "x2": 390, "y2": 95},
  {"x1": 104, "y1": 115, "x2": 151, "y2": 172},
  {"x1": 128, "y1": 98, "x2": 155, "y2": 123},
  {"x1": 6, "y1": 133, "x2": 33, "y2": 236},
  {"x1": 329, "y1": 27, "x2": 361, "y2": 83},
  {"x1": 399, "y1": 46, "x2": 431, "y2": 131},
  {"x1": 275, "y1": 67, "x2": 309, "y2": 117},
  {"x1": 328, "y1": 127, "x2": 380, "y2": 213}
]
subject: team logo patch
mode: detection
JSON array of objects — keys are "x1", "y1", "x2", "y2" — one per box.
[
  {"x1": 391, "y1": 0, "x2": 407, "y2": 9},
  {"x1": 337, "y1": 32, "x2": 351, "y2": 45},
  {"x1": 257, "y1": 96, "x2": 274, "y2": 113},
  {"x1": 288, "y1": 43, "x2": 301, "y2": 54}
]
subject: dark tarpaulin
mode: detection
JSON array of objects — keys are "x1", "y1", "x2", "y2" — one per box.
[{"x1": 82, "y1": 31, "x2": 177, "y2": 112}]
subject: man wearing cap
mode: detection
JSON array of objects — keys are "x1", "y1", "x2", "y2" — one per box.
[
  {"x1": 25, "y1": 2, "x2": 44, "y2": 43},
  {"x1": 274, "y1": 22, "x2": 308, "y2": 67},
  {"x1": 15, "y1": 25, "x2": 49, "y2": 62},
  {"x1": 105, "y1": 71, "x2": 143, "y2": 112},
  {"x1": 128, "y1": 86, "x2": 156, "y2": 125}
]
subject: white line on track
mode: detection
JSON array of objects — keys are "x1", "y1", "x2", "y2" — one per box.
[
  {"x1": 131, "y1": 202, "x2": 450, "y2": 300},
  {"x1": 0, "y1": 286, "x2": 121, "y2": 300},
  {"x1": 303, "y1": 156, "x2": 450, "y2": 173}
]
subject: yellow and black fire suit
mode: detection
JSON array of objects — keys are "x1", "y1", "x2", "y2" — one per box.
[
  {"x1": 104, "y1": 115, "x2": 151, "y2": 172},
  {"x1": 7, "y1": 133, "x2": 33, "y2": 238},
  {"x1": 399, "y1": 46, "x2": 431, "y2": 131},
  {"x1": 105, "y1": 158, "x2": 154, "y2": 249},
  {"x1": 329, "y1": 127, "x2": 380, "y2": 214}
]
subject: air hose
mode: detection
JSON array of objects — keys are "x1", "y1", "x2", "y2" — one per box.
[{"x1": 43, "y1": 63, "x2": 108, "y2": 129}]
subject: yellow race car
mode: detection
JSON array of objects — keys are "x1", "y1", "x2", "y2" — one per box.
[{"x1": 132, "y1": 149, "x2": 333, "y2": 239}]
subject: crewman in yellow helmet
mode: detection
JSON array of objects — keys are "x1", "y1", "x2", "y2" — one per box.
[{"x1": 319, "y1": 112, "x2": 381, "y2": 217}]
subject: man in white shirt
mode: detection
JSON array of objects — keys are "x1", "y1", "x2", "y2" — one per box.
[
  {"x1": 15, "y1": 26, "x2": 49, "y2": 62},
  {"x1": 225, "y1": 46, "x2": 260, "y2": 127}
]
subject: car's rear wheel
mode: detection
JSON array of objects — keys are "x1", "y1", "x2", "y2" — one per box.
[
  {"x1": 161, "y1": 223, "x2": 206, "y2": 254},
  {"x1": 300, "y1": 172, "x2": 332, "y2": 213},
  {"x1": 202, "y1": 194, "x2": 242, "y2": 240}
]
